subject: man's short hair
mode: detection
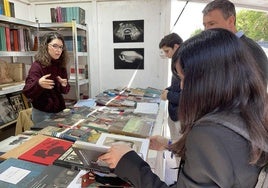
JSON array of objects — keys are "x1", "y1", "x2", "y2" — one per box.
[
  {"x1": 202, "y1": 0, "x2": 236, "y2": 20},
  {"x1": 159, "y1": 33, "x2": 183, "y2": 49}
]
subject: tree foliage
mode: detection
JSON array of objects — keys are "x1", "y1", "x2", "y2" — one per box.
[
  {"x1": 236, "y1": 10, "x2": 268, "y2": 41},
  {"x1": 190, "y1": 28, "x2": 202, "y2": 37}
]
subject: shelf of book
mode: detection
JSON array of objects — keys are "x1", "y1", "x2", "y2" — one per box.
[{"x1": 38, "y1": 20, "x2": 90, "y2": 101}]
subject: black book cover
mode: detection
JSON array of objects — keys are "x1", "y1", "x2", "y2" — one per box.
[{"x1": 53, "y1": 147, "x2": 84, "y2": 171}]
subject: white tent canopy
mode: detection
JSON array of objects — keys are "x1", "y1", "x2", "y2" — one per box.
[{"x1": 179, "y1": 0, "x2": 268, "y2": 11}]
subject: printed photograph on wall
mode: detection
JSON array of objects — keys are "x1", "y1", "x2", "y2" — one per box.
[
  {"x1": 114, "y1": 48, "x2": 144, "y2": 70},
  {"x1": 113, "y1": 20, "x2": 144, "y2": 43}
]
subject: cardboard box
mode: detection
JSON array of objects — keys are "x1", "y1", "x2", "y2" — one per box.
[{"x1": 0, "y1": 61, "x2": 25, "y2": 84}]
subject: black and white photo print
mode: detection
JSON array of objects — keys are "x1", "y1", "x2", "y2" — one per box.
[
  {"x1": 113, "y1": 20, "x2": 144, "y2": 43},
  {"x1": 114, "y1": 48, "x2": 144, "y2": 69}
]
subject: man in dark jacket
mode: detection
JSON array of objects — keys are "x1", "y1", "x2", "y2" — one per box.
[
  {"x1": 202, "y1": 0, "x2": 268, "y2": 85},
  {"x1": 159, "y1": 33, "x2": 183, "y2": 142}
]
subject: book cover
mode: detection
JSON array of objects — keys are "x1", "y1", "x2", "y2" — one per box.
[
  {"x1": 0, "y1": 135, "x2": 50, "y2": 160},
  {"x1": 52, "y1": 127, "x2": 101, "y2": 143},
  {"x1": 6, "y1": 91, "x2": 26, "y2": 118},
  {"x1": 53, "y1": 147, "x2": 84, "y2": 170},
  {"x1": 97, "y1": 133, "x2": 150, "y2": 160},
  {"x1": 37, "y1": 125, "x2": 64, "y2": 136},
  {"x1": 74, "y1": 98, "x2": 96, "y2": 108},
  {"x1": 108, "y1": 116, "x2": 155, "y2": 138},
  {"x1": 28, "y1": 164, "x2": 79, "y2": 188},
  {"x1": 18, "y1": 137, "x2": 73, "y2": 165},
  {"x1": 0, "y1": 158, "x2": 46, "y2": 188},
  {"x1": 72, "y1": 133, "x2": 149, "y2": 174},
  {"x1": 0, "y1": 95, "x2": 16, "y2": 126},
  {"x1": 72, "y1": 140, "x2": 111, "y2": 174},
  {"x1": 0, "y1": 134, "x2": 32, "y2": 153},
  {"x1": 81, "y1": 109, "x2": 155, "y2": 138}
]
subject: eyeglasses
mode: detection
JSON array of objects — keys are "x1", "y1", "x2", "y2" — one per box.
[{"x1": 48, "y1": 43, "x2": 64, "y2": 51}]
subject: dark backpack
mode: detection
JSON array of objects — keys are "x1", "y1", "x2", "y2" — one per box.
[{"x1": 198, "y1": 115, "x2": 268, "y2": 188}]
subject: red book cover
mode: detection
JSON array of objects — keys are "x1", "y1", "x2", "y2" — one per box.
[{"x1": 18, "y1": 137, "x2": 73, "y2": 166}]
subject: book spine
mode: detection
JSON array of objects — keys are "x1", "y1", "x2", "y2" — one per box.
[
  {"x1": 50, "y1": 8, "x2": 56, "y2": 23},
  {"x1": 0, "y1": 0, "x2": 4, "y2": 15},
  {"x1": 5, "y1": 27, "x2": 11, "y2": 51},
  {"x1": 3, "y1": 0, "x2": 10, "y2": 17},
  {"x1": 18, "y1": 28, "x2": 25, "y2": 51},
  {"x1": 11, "y1": 29, "x2": 19, "y2": 51},
  {"x1": 51, "y1": 130, "x2": 77, "y2": 142},
  {"x1": 9, "y1": 1, "x2": 14, "y2": 17},
  {"x1": 0, "y1": 26, "x2": 6, "y2": 50}
]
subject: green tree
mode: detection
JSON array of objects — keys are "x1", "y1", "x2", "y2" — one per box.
[
  {"x1": 236, "y1": 10, "x2": 268, "y2": 41},
  {"x1": 190, "y1": 28, "x2": 202, "y2": 37}
]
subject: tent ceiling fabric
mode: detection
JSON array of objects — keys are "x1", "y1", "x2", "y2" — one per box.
[
  {"x1": 26, "y1": 0, "x2": 268, "y2": 11},
  {"x1": 179, "y1": 0, "x2": 268, "y2": 11}
]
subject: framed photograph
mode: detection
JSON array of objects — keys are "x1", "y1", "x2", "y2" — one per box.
[
  {"x1": 113, "y1": 20, "x2": 144, "y2": 43},
  {"x1": 114, "y1": 48, "x2": 144, "y2": 69}
]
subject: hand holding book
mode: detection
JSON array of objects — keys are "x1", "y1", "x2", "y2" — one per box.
[{"x1": 98, "y1": 143, "x2": 132, "y2": 169}]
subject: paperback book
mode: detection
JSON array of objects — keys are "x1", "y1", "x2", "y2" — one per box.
[
  {"x1": 18, "y1": 137, "x2": 73, "y2": 165},
  {"x1": 72, "y1": 132, "x2": 150, "y2": 174},
  {"x1": 0, "y1": 158, "x2": 46, "y2": 188},
  {"x1": 53, "y1": 147, "x2": 84, "y2": 171},
  {"x1": 0, "y1": 134, "x2": 32, "y2": 153},
  {"x1": 81, "y1": 112, "x2": 155, "y2": 138},
  {"x1": 0, "y1": 135, "x2": 50, "y2": 160}
]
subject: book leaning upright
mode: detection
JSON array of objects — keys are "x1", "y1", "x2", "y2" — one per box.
[{"x1": 72, "y1": 133, "x2": 150, "y2": 174}]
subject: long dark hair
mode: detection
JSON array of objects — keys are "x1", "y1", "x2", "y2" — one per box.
[
  {"x1": 170, "y1": 28, "x2": 268, "y2": 166},
  {"x1": 35, "y1": 32, "x2": 68, "y2": 68}
]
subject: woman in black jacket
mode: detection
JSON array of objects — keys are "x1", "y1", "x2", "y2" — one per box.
[{"x1": 99, "y1": 28, "x2": 268, "y2": 188}]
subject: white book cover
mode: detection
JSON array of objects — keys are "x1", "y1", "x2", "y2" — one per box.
[
  {"x1": 96, "y1": 132, "x2": 150, "y2": 160},
  {"x1": 134, "y1": 102, "x2": 159, "y2": 114},
  {"x1": 0, "y1": 134, "x2": 32, "y2": 153}
]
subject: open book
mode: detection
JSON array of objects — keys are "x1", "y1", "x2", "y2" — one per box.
[{"x1": 72, "y1": 133, "x2": 150, "y2": 174}]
